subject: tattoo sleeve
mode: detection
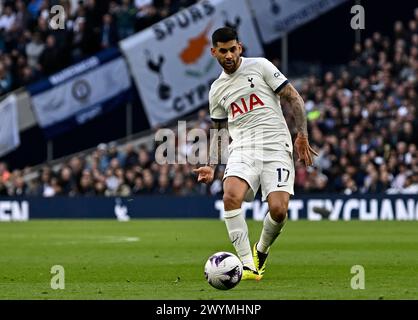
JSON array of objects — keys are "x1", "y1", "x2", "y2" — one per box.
[
  {"x1": 278, "y1": 83, "x2": 308, "y2": 136},
  {"x1": 208, "y1": 119, "x2": 229, "y2": 167}
]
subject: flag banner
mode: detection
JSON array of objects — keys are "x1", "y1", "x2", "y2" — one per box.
[
  {"x1": 119, "y1": 0, "x2": 263, "y2": 127},
  {"x1": 27, "y1": 48, "x2": 132, "y2": 138},
  {"x1": 248, "y1": 0, "x2": 348, "y2": 44},
  {"x1": 0, "y1": 94, "x2": 20, "y2": 157}
]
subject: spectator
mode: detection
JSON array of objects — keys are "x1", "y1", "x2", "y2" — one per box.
[
  {"x1": 27, "y1": 0, "x2": 44, "y2": 20},
  {"x1": 104, "y1": 168, "x2": 120, "y2": 195},
  {"x1": 134, "y1": 0, "x2": 159, "y2": 31},
  {"x1": 132, "y1": 175, "x2": 146, "y2": 195},
  {"x1": 142, "y1": 168, "x2": 155, "y2": 193},
  {"x1": 138, "y1": 144, "x2": 151, "y2": 168},
  {"x1": 116, "y1": 0, "x2": 137, "y2": 39},
  {"x1": 170, "y1": 173, "x2": 183, "y2": 196},
  {"x1": 402, "y1": 173, "x2": 418, "y2": 194},
  {"x1": 0, "y1": 61, "x2": 12, "y2": 94},
  {"x1": 107, "y1": 141, "x2": 125, "y2": 166},
  {"x1": 0, "y1": 162, "x2": 11, "y2": 182},
  {"x1": 39, "y1": 35, "x2": 63, "y2": 75},
  {"x1": 391, "y1": 163, "x2": 408, "y2": 190},
  {"x1": 10, "y1": 175, "x2": 28, "y2": 196},
  {"x1": 156, "y1": 173, "x2": 170, "y2": 194},
  {"x1": 36, "y1": 167, "x2": 55, "y2": 197},
  {"x1": 0, "y1": 177, "x2": 9, "y2": 196},
  {"x1": 183, "y1": 175, "x2": 199, "y2": 195},
  {"x1": 0, "y1": 5, "x2": 16, "y2": 32},
  {"x1": 78, "y1": 169, "x2": 95, "y2": 196},
  {"x1": 58, "y1": 166, "x2": 76, "y2": 196},
  {"x1": 25, "y1": 31, "x2": 44, "y2": 69},
  {"x1": 14, "y1": 1, "x2": 31, "y2": 34},
  {"x1": 124, "y1": 143, "x2": 139, "y2": 169},
  {"x1": 94, "y1": 180, "x2": 106, "y2": 195},
  {"x1": 100, "y1": 13, "x2": 118, "y2": 49}
]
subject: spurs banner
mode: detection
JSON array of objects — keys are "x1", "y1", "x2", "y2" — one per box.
[
  {"x1": 0, "y1": 94, "x2": 20, "y2": 157},
  {"x1": 248, "y1": 0, "x2": 348, "y2": 44},
  {"x1": 27, "y1": 48, "x2": 132, "y2": 138},
  {"x1": 120, "y1": 0, "x2": 263, "y2": 127}
]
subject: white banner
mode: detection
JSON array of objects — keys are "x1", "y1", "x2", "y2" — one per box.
[
  {"x1": 248, "y1": 0, "x2": 348, "y2": 44},
  {"x1": 120, "y1": 0, "x2": 263, "y2": 127},
  {"x1": 29, "y1": 49, "x2": 131, "y2": 137},
  {"x1": 0, "y1": 94, "x2": 20, "y2": 157}
]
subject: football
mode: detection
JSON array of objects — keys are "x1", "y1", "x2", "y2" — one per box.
[{"x1": 204, "y1": 252, "x2": 243, "y2": 290}]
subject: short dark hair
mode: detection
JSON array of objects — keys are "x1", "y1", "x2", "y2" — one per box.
[{"x1": 211, "y1": 27, "x2": 239, "y2": 47}]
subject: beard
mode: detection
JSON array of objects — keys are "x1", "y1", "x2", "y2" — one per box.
[{"x1": 221, "y1": 58, "x2": 237, "y2": 73}]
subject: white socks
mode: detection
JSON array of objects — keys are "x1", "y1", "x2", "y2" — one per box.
[
  {"x1": 224, "y1": 208, "x2": 256, "y2": 271},
  {"x1": 257, "y1": 212, "x2": 287, "y2": 254}
]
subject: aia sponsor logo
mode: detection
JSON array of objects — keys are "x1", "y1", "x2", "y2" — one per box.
[{"x1": 230, "y1": 93, "x2": 264, "y2": 118}]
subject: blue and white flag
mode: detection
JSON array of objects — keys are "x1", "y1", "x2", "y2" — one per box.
[
  {"x1": 248, "y1": 0, "x2": 349, "y2": 44},
  {"x1": 120, "y1": 0, "x2": 263, "y2": 127},
  {"x1": 27, "y1": 48, "x2": 132, "y2": 138},
  {"x1": 0, "y1": 94, "x2": 20, "y2": 157}
]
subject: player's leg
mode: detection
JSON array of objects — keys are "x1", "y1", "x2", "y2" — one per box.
[
  {"x1": 253, "y1": 191, "x2": 289, "y2": 277},
  {"x1": 223, "y1": 176, "x2": 259, "y2": 279},
  {"x1": 254, "y1": 153, "x2": 294, "y2": 277},
  {"x1": 259, "y1": 191, "x2": 289, "y2": 251}
]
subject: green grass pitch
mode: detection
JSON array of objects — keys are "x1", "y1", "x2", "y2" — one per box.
[{"x1": 0, "y1": 219, "x2": 417, "y2": 300}]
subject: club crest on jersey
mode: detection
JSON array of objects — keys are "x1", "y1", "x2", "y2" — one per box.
[
  {"x1": 230, "y1": 93, "x2": 264, "y2": 118},
  {"x1": 248, "y1": 77, "x2": 255, "y2": 88}
]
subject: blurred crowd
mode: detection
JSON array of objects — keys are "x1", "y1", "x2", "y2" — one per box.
[
  {"x1": 0, "y1": 0, "x2": 196, "y2": 95},
  {"x1": 294, "y1": 10, "x2": 418, "y2": 195},
  {"x1": 0, "y1": 7, "x2": 417, "y2": 197},
  {"x1": 0, "y1": 134, "x2": 210, "y2": 197}
]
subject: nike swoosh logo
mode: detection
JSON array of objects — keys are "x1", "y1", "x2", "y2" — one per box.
[{"x1": 277, "y1": 184, "x2": 287, "y2": 188}]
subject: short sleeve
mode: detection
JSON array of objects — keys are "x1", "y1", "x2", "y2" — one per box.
[
  {"x1": 209, "y1": 89, "x2": 228, "y2": 121},
  {"x1": 260, "y1": 58, "x2": 289, "y2": 94}
]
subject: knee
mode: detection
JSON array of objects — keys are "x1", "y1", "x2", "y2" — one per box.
[
  {"x1": 223, "y1": 191, "x2": 244, "y2": 211},
  {"x1": 269, "y1": 202, "x2": 288, "y2": 223}
]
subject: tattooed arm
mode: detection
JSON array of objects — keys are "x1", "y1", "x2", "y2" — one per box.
[
  {"x1": 278, "y1": 83, "x2": 318, "y2": 166},
  {"x1": 194, "y1": 119, "x2": 229, "y2": 184},
  {"x1": 208, "y1": 119, "x2": 228, "y2": 167},
  {"x1": 278, "y1": 83, "x2": 308, "y2": 136}
]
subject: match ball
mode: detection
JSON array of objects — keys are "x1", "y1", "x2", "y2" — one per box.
[{"x1": 204, "y1": 252, "x2": 243, "y2": 290}]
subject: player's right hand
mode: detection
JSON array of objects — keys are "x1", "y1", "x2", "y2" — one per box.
[{"x1": 193, "y1": 166, "x2": 215, "y2": 184}]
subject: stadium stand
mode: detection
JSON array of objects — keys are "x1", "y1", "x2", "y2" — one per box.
[
  {"x1": 0, "y1": 2, "x2": 417, "y2": 198},
  {"x1": 0, "y1": 0, "x2": 197, "y2": 95}
]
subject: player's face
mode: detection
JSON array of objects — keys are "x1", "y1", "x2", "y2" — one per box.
[{"x1": 211, "y1": 40, "x2": 242, "y2": 74}]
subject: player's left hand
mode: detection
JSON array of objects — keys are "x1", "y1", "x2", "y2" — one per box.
[{"x1": 294, "y1": 132, "x2": 319, "y2": 167}]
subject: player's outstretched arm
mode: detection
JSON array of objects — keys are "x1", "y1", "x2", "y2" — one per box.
[
  {"x1": 193, "y1": 119, "x2": 229, "y2": 184},
  {"x1": 278, "y1": 83, "x2": 318, "y2": 166}
]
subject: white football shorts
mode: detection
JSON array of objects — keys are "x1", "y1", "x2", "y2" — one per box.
[{"x1": 223, "y1": 150, "x2": 295, "y2": 201}]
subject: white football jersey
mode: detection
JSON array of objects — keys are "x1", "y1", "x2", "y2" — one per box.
[{"x1": 209, "y1": 57, "x2": 293, "y2": 161}]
